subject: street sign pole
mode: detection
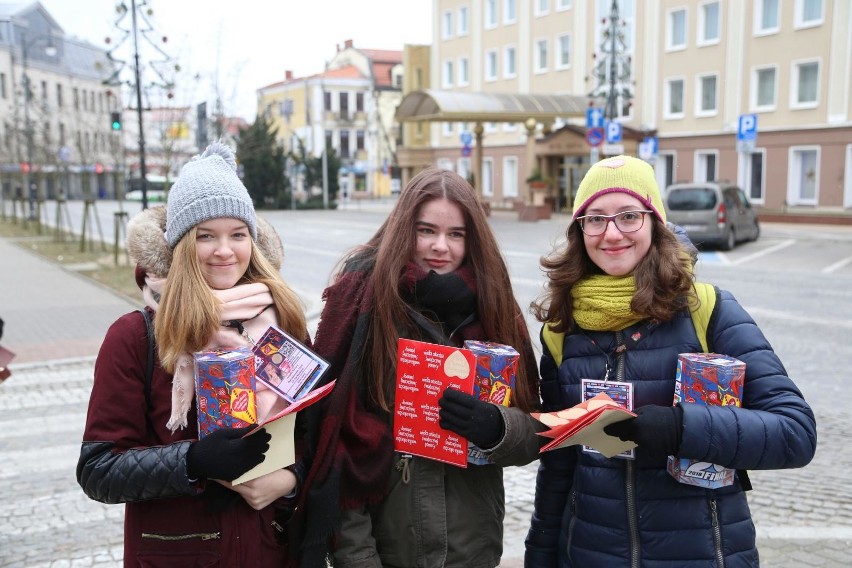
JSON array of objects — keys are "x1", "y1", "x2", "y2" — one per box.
[{"x1": 590, "y1": 147, "x2": 600, "y2": 164}]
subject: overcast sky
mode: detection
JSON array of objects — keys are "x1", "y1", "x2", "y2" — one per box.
[{"x1": 37, "y1": 0, "x2": 433, "y2": 121}]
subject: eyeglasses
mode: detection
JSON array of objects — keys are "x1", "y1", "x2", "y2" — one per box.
[{"x1": 575, "y1": 210, "x2": 653, "y2": 236}]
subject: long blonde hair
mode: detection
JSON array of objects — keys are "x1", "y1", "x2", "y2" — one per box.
[{"x1": 154, "y1": 226, "x2": 306, "y2": 372}]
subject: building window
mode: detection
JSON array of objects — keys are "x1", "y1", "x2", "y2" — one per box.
[
  {"x1": 752, "y1": 66, "x2": 776, "y2": 110},
  {"x1": 443, "y1": 59, "x2": 454, "y2": 88},
  {"x1": 698, "y1": 1, "x2": 720, "y2": 45},
  {"x1": 356, "y1": 92, "x2": 364, "y2": 112},
  {"x1": 788, "y1": 146, "x2": 819, "y2": 205},
  {"x1": 755, "y1": 0, "x2": 780, "y2": 35},
  {"x1": 323, "y1": 91, "x2": 332, "y2": 112},
  {"x1": 556, "y1": 34, "x2": 571, "y2": 69},
  {"x1": 485, "y1": 50, "x2": 498, "y2": 81},
  {"x1": 694, "y1": 151, "x2": 718, "y2": 182},
  {"x1": 458, "y1": 57, "x2": 470, "y2": 86},
  {"x1": 356, "y1": 130, "x2": 365, "y2": 151},
  {"x1": 503, "y1": 157, "x2": 519, "y2": 198},
  {"x1": 696, "y1": 74, "x2": 718, "y2": 115},
  {"x1": 504, "y1": 46, "x2": 517, "y2": 78},
  {"x1": 667, "y1": 8, "x2": 687, "y2": 51},
  {"x1": 482, "y1": 158, "x2": 494, "y2": 197},
  {"x1": 557, "y1": 0, "x2": 572, "y2": 10},
  {"x1": 59, "y1": 122, "x2": 65, "y2": 145},
  {"x1": 339, "y1": 92, "x2": 349, "y2": 118},
  {"x1": 0, "y1": 73, "x2": 6, "y2": 99},
  {"x1": 795, "y1": 0, "x2": 823, "y2": 29},
  {"x1": 485, "y1": 0, "x2": 497, "y2": 28},
  {"x1": 442, "y1": 10, "x2": 454, "y2": 39},
  {"x1": 740, "y1": 149, "x2": 765, "y2": 203},
  {"x1": 665, "y1": 78, "x2": 685, "y2": 118},
  {"x1": 443, "y1": 122, "x2": 454, "y2": 136},
  {"x1": 535, "y1": 0, "x2": 550, "y2": 17},
  {"x1": 535, "y1": 39, "x2": 548, "y2": 73},
  {"x1": 457, "y1": 157, "x2": 471, "y2": 181},
  {"x1": 324, "y1": 129, "x2": 333, "y2": 151},
  {"x1": 340, "y1": 130, "x2": 350, "y2": 159},
  {"x1": 504, "y1": 0, "x2": 517, "y2": 24},
  {"x1": 458, "y1": 6, "x2": 469, "y2": 35},
  {"x1": 792, "y1": 60, "x2": 819, "y2": 108}
]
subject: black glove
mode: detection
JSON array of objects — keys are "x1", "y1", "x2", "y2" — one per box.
[
  {"x1": 604, "y1": 405, "x2": 684, "y2": 458},
  {"x1": 438, "y1": 388, "x2": 505, "y2": 449},
  {"x1": 186, "y1": 425, "x2": 270, "y2": 481}
]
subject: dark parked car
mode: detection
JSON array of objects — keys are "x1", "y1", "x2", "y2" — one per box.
[{"x1": 664, "y1": 182, "x2": 760, "y2": 250}]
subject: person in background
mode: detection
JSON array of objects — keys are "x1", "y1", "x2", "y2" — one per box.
[
  {"x1": 294, "y1": 167, "x2": 542, "y2": 568},
  {"x1": 524, "y1": 155, "x2": 816, "y2": 567},
  {"x1": 77, "y1": 142, "x2": 307, "y2": 567}
]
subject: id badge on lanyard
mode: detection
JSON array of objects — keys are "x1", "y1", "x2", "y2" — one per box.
[{"x1": 581, "y1": 378, "x2": 635, "y2": 460}]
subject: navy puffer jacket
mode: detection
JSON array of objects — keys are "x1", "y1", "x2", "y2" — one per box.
[{"x1": 525, "y1": 289, "x2": 816, "y2": 568}]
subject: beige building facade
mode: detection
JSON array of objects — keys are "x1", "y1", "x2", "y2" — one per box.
[
  {"x1": 258, "y1": 40, "x2": 403, "y2": 198},
  {"x1": 409, "y1": 0, "x2": 851, "y2": 219}
]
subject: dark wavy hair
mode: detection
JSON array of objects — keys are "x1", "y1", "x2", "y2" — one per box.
[
  {"x1": 530, "y1": 217, "x2": 696, "y2": 333},
  {"x1": 336, "y1": 166, "x2": 538, "y2": 412}
]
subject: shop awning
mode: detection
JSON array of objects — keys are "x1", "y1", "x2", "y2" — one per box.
[{"x1": 395, "y1": 89, "x2": 590, "y2": 122}]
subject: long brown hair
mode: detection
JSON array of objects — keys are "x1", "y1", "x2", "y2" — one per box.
[
  {"x1": 531, "y1": 217, "x2": 695, "y2": 333},
  {"x1": 338, "y1": 167, "x2": 538, "y2": 412},
  {"x1": 155, "y1": 226, "x2": 306, "y2": 373}
]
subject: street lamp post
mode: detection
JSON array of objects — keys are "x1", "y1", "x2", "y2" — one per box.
[{"x1": 19, "y1": 30, "x2": 57, "y2": 227}]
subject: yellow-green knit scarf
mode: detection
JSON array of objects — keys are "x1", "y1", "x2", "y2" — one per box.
[{"x1": 572, "y1": 275, "x2": 642, "y2": 331}]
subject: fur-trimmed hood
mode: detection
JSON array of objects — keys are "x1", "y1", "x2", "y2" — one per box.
[{"x1": 126, "y1": 205, "x2": 284, "y2": 285}]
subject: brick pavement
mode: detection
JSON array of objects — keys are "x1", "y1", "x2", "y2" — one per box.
[{"x1": 1, "y1": 231, "x2": 850, "y2": 566}]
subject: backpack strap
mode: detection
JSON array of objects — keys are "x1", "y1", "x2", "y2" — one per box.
[
  {"x1": 138, "y1": 308, "x2": 154, "y2": 410},
  {"x1": 690, "y1": 282, "x2": 719, "y2": 353},
  {"x1": 542, "y1": 323, "x2": 565, "y2": 366}
]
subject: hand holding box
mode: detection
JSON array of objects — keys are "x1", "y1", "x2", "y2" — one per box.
[{"x1": 667, "y1": 353, "x2": 745, "y2": 488}]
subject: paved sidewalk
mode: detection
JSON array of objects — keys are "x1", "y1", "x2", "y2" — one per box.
[{"x1": 1, "y1": 228, "x2": 850, "y2": 566}]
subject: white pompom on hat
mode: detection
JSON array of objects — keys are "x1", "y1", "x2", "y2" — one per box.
[{"x1": 164, "y1": 141, "x2": 256, "y2": 248}]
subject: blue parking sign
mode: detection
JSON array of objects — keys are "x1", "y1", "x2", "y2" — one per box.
[
  {"x1": 737, "y1": 114, "x2": 758, "y2": 141},
  {"x1": 605, "y1": 121, "x2": 622, "y2": 144},
  {"x1": 586, "y1": 108, "x2": 604, "y2": 129}
]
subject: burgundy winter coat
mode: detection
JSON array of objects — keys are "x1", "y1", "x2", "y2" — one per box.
[{"x1": 77, "y1": 309, "x2": 290, "y2": 567}]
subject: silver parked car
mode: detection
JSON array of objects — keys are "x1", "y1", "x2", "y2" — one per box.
[{"x1": 664, "y1": 182, "x2": 760, "y2": 250}]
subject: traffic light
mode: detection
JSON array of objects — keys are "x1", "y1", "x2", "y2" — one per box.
[{"x1": 110, "y1": 111, "x2": 122, "y2": 131}]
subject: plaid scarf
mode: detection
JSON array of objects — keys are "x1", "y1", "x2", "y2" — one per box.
[{"x1": 292, "y1": 258, "x2": 479, "y2": 567}]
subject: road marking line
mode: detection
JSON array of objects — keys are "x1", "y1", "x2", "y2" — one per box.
[
  {"x1": 697, "y1": 251, "x2": 730, "y2": 265},
  {"x1": 821, "y1": 254, "x2": 852, "y2": 274},
  {"x1": 729, "y1": 239, "x2": 796, "y2": 265},
  {"x1": 745, "y1": 306, "x2": 852, "y2": 329}
]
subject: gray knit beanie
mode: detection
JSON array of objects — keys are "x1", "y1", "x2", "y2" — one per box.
[{"x1": 164, "y1": 141, "x2": 257, "y2": 248}]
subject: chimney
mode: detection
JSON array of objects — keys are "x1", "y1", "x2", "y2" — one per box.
[
  {"x1": 344, "y1": 39, "x2": 353, "y2": 49},
  {"x1": 285, "y1": 70, "x2": 293, "y2": 81}
]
